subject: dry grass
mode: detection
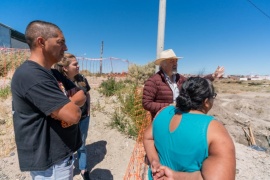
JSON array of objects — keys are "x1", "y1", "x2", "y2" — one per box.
[
  {"x1": 0, "y1": 49, "x2": 29, "y2": 77},
  {"x1": 0, "y1": 95, "x2": 15, "y2": 157},
  {"x1": 0, "y1": 127, "x2": 15, "y2": 157},
  {"x1": 0, "y1": 49, "x2": 32, "y2": 157},
  {"x1": 213, "y1": 79, "x2": 270, "y2": 94}
]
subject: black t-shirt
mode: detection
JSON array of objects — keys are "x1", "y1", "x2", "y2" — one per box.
[
  {"x1": 74, "y1": 74, "x2": 91, "y2": 119},
  {"x1": 11, "y1": 60, "x2": 82, "y2": 171}
]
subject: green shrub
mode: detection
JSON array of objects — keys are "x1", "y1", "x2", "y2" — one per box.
[
  {"x1": 248, "y1": 82, "x2": 263, "y2": 86},
  {"x1": 99, "y1": 77, "x2": 125, "y2": 96},
  {"x1": 110, "y1": 111, "x2": 128, "y2": 133},
  {"x1": 236, "y1": 81, "x2": 243, "y2": 84},
  {"x1": 99, "y1": 64, "x2": 154, "y2": 138},
  {"x1": 109, "y1": 110, "x2": 137, "y2": 137},
  {"x1": 116, "y1": 85, "x2": 147, "y2": 137},
  {"x1": 99, "y1": 76, "x2": 147, "y2": 138},
  {"x1": 0, "y1": 86, "x2": 11, "y2": 99},
  {"x1": 127, "y1": 62, "x2": 155, "y2": 85}
]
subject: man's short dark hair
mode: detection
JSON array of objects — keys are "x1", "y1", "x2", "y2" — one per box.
[{"x1": 25, "y1": 20, "x2": 62, "y2": 49}]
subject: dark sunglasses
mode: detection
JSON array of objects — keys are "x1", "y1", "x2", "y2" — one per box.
[{"x1": 212, "y1": 93, "x2": 217, "y2": 99}]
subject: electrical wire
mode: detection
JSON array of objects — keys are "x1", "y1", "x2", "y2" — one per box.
[{"x1": 246, "y1": 0, "x2": 270, "y2": 21}]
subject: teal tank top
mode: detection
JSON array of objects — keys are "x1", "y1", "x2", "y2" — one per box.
[{"x1": 148, "y1": 105, "x2": 214, "y2": 179}]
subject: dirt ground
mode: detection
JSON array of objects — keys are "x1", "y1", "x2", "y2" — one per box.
[{"x1": 0, "y1": 77, "x2": 270, "y2": 179}]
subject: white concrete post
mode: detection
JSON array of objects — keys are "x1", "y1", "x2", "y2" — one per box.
[{"x1": 156, "y1": 0, "x2": 166, "y2": 73}]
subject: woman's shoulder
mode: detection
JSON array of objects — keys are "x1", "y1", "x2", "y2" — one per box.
[{"x1": 155, "y1": 105, "x2": 176, "y2": 118}]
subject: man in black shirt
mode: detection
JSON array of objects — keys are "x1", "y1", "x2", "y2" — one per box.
[{"x1": 11, "y1": 20, "x2": 86, "y2": 179}]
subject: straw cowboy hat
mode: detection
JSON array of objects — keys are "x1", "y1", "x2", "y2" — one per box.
[{"x1": 154, "y1": 49, "x2": 183, "y2": 65}]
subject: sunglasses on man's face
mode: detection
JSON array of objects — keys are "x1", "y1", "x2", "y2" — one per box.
[
  {"x1": 212, "y1": 93, "x2": 217, "y2": 99},
  {"x1": 168, "y1": 59, "x2": 178, "y2": 63}
]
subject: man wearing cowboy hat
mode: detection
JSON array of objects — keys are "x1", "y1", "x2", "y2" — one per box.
[{"x1": 142, "y1": 49, "x2": 224, "y2": 120}]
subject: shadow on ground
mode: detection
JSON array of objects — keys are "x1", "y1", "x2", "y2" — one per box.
[{"x1": 73, "y1": 140, "x2": 113, "y2": 179}]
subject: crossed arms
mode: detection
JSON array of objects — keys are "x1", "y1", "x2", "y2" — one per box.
[{"x1": 51, "y1": 87, "x2": 86, "y2": 127}]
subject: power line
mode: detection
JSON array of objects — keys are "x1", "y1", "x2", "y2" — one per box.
[{"x1": 246, "y1": 0, "x2": 270, "y2": 21}]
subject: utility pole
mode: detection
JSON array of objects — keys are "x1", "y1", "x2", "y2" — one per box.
[
  {"x1": 100, "y1": 41, "x2": 103, "y2": 74},
  {"x1": 110, "y1": 57, "x2": 113, "y2": 73},
  {"x1": 156, "y1": 0, "x2": 166, "y2": 73}
]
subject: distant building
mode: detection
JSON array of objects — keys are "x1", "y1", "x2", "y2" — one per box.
[
  {"x1": 250, "y1": 76, "x2": 270, "y2": 81},
  {"x1": 239, "y1": 77, "x2": 248, "y2": 81},
  {"x1": 228, "y1": 75, "x2": 241, "y2": 80},
  {"x1": 250, "y1": 77, "x2": 263, "y2": 81},
  {"x1": 0, "y1": 23, "x2": 28, "y2": 49}
]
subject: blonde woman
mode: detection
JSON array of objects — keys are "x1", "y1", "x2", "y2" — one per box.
[{"x1": 54, "y1": 53, "x2": 91, "y2": 180}]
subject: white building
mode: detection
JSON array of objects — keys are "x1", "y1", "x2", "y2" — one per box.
[{"x1": 239, "y1": 77, "x2": 248, "y2": 81}]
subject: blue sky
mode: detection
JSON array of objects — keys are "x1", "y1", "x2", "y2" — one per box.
[{"x1": 1, "y1": 0, "x2": 270, "y2": 75}]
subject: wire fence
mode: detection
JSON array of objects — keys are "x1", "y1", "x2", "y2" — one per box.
[
  {"x1": 0, "y1": 48, "x2": 130, "y2": 89},
  {"x1": 77, "y1": 56, "x2": 130, "y2": 74}
]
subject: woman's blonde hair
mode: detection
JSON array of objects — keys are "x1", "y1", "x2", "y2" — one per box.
[{"x1": 53, "y1": 53, "x2": 76, "y2": 77}]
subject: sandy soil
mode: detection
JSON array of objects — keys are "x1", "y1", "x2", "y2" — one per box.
[
  {"x1": 209, "y1": 92, "x2": 270, "y2": 180},
  {"x1": 0, "y1": 77, "x2": 270, "y2": 180}
]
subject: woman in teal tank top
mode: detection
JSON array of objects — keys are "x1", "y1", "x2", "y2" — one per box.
[{"x1": 143, "y1": 77, "x2": 236, "y2": 180}]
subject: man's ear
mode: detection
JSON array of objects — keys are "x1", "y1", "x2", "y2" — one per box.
[{"x1": 37, "y1": 37, "x2": 45, "y2": 48}]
